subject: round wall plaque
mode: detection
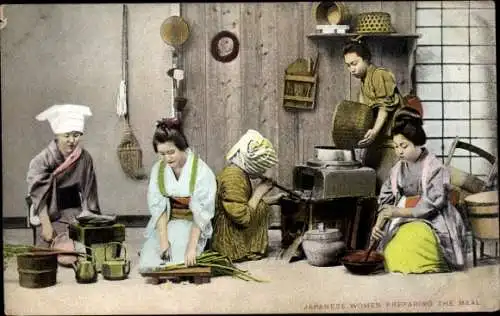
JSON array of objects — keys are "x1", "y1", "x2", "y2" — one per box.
[{"x1": 210, "y1": 31, "x2": 240, "y2": 63}]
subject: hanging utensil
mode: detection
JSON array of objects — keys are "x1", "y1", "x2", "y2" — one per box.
[
  {"x1": 160, "y1": 16, "x2": 190, "y2": 53},
  {"x1": 116, "y1": 4, "x2": 146, "y2": 180},
  {"x1": 160, "y1": 16, "x2": 191, "y2": 119}
]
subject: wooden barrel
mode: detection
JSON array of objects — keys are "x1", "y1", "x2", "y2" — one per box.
[
  {"x1": 464, "y1": 191, "x2": 499, "y2": 240},
  {"x1": 17, "y1": 253, "x2": 58, "y2": 288},
  {"x1": 331, "y1": 100, "x2": 375, "y2": 149}
]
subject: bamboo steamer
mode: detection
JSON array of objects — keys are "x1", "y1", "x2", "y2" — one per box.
[
  {"x1": 331, "y1": 100, "x2": 375, "y2": 149},
  {"x1": 465, "y1": 191, "x2": 499, "y2": 239},
  {"x1": 17, "y1": 253, "x2": 58, "y2": 288}
]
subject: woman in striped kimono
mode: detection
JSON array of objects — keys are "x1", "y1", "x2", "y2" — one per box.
[
  {"x1": 139, "y1": 118, "x2": 217, "y2": 272},
  {"x1": 212, "y1": 129, "x2": 284, "y2": 261},
  {"x1": 371, "y1": 108, "x2": 467, "y2": 274}
]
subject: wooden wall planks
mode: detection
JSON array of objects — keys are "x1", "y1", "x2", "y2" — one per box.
[{"x1": 182, "y1": 2, "x2": 415, "y2": 188}]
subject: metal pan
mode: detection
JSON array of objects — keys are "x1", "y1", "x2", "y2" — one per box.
[{"x1": 160, "y1": 16, "x2": 190, "y2": 48}]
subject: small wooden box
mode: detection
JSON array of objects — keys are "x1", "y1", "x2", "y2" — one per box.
[{"x1": 69, "y1": 223, "x2": 126, "y2": 245}]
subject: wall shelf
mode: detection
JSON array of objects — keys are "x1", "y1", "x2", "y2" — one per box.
[{"x1": 307, "y1": 33, "x2": 421, "y2": 39}]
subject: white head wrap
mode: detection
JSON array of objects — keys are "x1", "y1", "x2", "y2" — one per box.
[
  {"x1": 36, "y1": 104, "x2": 92, "y2": 134},
  {"x1": 226, "y1": 129, "x2": 278, "y2": 175}
]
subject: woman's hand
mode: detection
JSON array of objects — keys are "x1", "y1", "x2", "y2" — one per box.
[
  {"x1": 370, "y1": 226, "x2": 385, "y2": 242},
  {"x1": 160, "y1": 242, "x2": 171, "y2": 261},
  {"x1": 357, "y1": 129, "x2": 377, "y2": 147},
  {"x1": 377, "y1": 205, "x2": 395, "y2": 222},
  {"x1": 184, "y1": 245, "x2": 197, "y2": 267},
  {"x1": 41, "y1": 223, "x2": 55, "y2": 243},
  {"x1": 254, "y1": 181, "x2": 274, "y2": 197},
  {"x1": 249, "y1": 180, "x2": 273, "y2": 210},
  {"x1": 262, "y1": 192, "x2": 288, "y2": 205},
  {"x1": 370, "y1": 205, "x2": 394, "y2": 242}
]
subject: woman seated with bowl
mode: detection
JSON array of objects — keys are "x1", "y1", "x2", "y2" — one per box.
[{"x1": 371, "y1": 108, "x2": 467, "y2": 274}]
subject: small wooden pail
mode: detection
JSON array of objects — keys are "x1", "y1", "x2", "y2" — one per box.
[
  {"x1": 331, "y1": 100, "x2": 375, "y2": 149},
  {"x1": 465, "y1": 191, "x2": 499, "y2": 240},
  {"x1": 17, "y1": 253, "x2": 58, "y2": 288}
]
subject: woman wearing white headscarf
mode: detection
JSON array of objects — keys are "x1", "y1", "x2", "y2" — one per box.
[
  {"x1": 27, "y1": 104, "x2": 101, "y2": 253},
  {"x1": 212, "y1": 130, "x2": 284, "y2": 261}
]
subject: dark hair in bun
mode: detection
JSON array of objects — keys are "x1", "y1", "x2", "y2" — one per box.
[
  {"x1": 343, "y1": 37, "x2": 372, "y2": 62},
  {"x1": 391, "y1": 107, "x2": 426, "y2": 146},
  {"x1": 152, "y1": 117, "x2": 189, "y2": 152}
]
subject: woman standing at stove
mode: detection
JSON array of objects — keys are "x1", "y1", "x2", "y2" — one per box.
[{"x1": 370, "y1": 108, "x2": 467, "y2": 273}]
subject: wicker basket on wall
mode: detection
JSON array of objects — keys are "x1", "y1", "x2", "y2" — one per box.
[{"x1": 331, "y1": 100, "x2": 375, "y2": 149}]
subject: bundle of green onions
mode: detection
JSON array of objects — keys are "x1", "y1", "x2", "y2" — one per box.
[{"x1": 152, "y1": 250, "x2": 267, "y2": 282}]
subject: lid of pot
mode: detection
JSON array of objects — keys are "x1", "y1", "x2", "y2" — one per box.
[{"x1": 304, "y1": 227, "x2": 342, "y2": 240}]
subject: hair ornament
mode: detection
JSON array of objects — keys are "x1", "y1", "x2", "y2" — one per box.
[{"x1": 155, "y1": 117, "x2": 181, "y2": 131}]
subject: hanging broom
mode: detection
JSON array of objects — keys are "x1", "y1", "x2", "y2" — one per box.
[{"x1": 116, "y1": 4, "x2": 146, "y2": 180}]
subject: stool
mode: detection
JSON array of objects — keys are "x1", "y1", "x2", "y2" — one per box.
[{"x1": 68, "y1": 223, "x2": 126, "y2": 272}]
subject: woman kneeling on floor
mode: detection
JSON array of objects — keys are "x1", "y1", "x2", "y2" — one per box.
[
  {"x1": 371, "y1": 108, "x2": 467, "y2": 274},
  {"x1": 139, "y1": 118, "x2": 217, "y2": 273},
  {"x1": 211, "y1": 129, "x2": 284, "y2": 262}
]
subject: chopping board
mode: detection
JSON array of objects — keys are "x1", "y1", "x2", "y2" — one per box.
[{"x1": 141, "y1": 266, "x2": 212, "y2": 285}]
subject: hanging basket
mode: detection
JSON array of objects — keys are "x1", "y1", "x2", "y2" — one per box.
[{"x1": 117, "y1": 123, "x2": 147, "y2": 180}]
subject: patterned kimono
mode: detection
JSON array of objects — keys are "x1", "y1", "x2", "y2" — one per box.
[
  {"x1": 27, "y1": 140, "x2": 101, "y2": 247},
  {"x1": 359, "y1": 64, "x2": 404, "y2": 192},
  {"x1": 139, "y1": 149, "x2": 216, "y2": 272},
  {"x1": 212, "y1": 165, "x2": 270, "y2": 261},
  {"x1": 377, "y1": 149, "x2": 467, "y2": 273}
]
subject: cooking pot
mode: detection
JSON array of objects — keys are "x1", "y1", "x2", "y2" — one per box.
[
  {"x1": 101, "y1": 242, "x2": 130, "y2": 281},
  {"x1": 314, "y1": 146, "x2": 353, "y2": 162},
  {"x1": 302, "y1": 223, "x2": 346, "y2": 266}
]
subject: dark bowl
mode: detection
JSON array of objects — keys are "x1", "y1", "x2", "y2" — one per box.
[{"x1": 340, "y1": 250, "x2": 385, "y2": 275}]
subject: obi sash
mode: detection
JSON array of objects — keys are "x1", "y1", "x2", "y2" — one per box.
[{"x1": 157, "y1": 154, "x2": 199, "y2": 221}]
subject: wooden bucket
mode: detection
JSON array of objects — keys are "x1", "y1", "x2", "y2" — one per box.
[
  {"x1": 331, "y1": 100, "x2": 375, "y2": 149},
  {"x1": 465, "y1": 191, "x2": 499, "y2": 240},
  {"x1": 17, "y1": 253, "x2": 58, "y2": 288}
]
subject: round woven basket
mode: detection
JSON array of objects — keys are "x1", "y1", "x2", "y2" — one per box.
[
  {"x1": 355, "y1": 12, "x2": 395, "y2": 34},
  {"x1": 331, "y1": 100, "x2": 375, "y2": 149},
  {"x1": 313, "y1": 2, "x2": 351, "y2": 25}
]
